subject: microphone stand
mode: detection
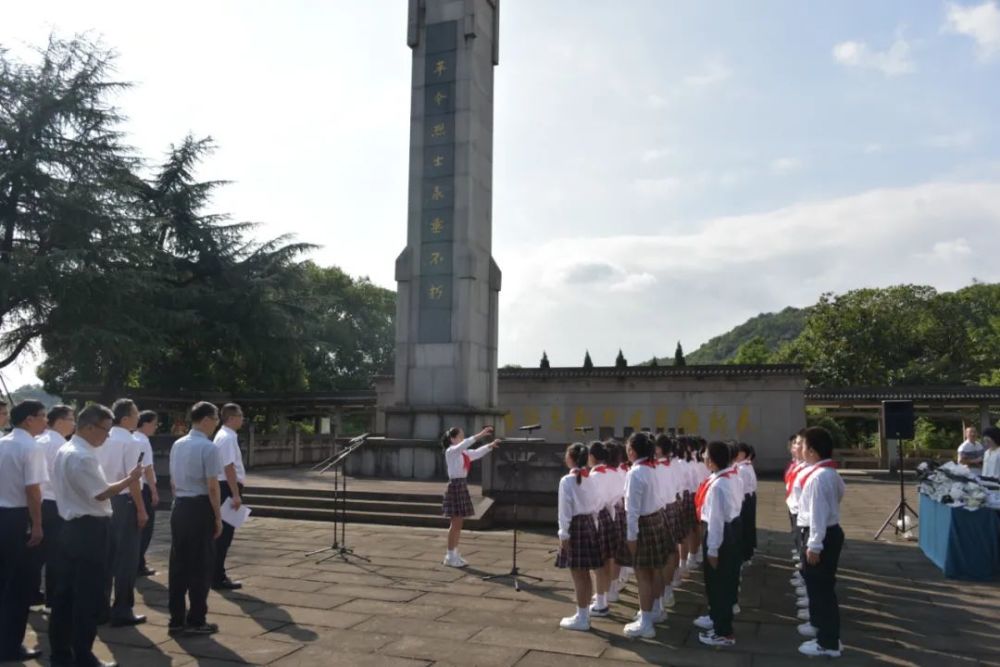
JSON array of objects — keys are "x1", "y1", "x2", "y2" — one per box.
[
  {"x1": 483, "y1": 425, "x2": 545, "y2": 592},
  {"x1": 306, "y1": 433, "x2": 374, "y2": 564}
]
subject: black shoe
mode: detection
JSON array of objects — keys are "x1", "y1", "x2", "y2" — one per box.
[
  {"x1": 1, "y1": 646, "x2": 43, "y2": 661},
  {"x1": 212, "y1": 578, "x2": 242, "y2": 590},
  {"x1": 28, "y1": 592, "x2": 45, "y2": 607},
  {"x1": 109, "y1": 614, "x2": 147, "y2": 627},
  {"x1": 137, "y1": 566, "x2": 157, "y2": 577},
  {"x1": 185, "y1": 622, "x2": 219, "y2": 635},
  {"x1": 167, "y1": 624, "x2": 187, "y2": 637}
]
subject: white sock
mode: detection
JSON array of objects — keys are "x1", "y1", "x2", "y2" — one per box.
[
  {"x1": 652, "y1": 598, "x2": 662, "y2": 614},
  {"x1": 595, "y1": 593, "x2": 607, "y2": 608},
  {"x1": 638, "y1": 610, "x2": 651, "y2": 625},
  {"x1": 447, "y1": 549, "x2": 457, "y2": 557},
  {"x1": 577, "y1": 606, "x2": 590, "y2": 619}
]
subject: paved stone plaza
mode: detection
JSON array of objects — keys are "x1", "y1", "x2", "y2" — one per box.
[{"x1": 16, "y1": 479, "x2": 1000, "y2": 666}]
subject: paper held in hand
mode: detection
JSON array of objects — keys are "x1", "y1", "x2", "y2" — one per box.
[{"x1": 221, "y1": 500, "x2": 252, "y2": 528}]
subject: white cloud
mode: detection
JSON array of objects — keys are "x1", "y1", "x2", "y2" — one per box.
[
  {"x1": 924, "y1": 130, "x2": 974, "y2": 149},
  {"x1": 832, "y1": 36, "x2": 915, "y2": 76},
  {"x1": 863, "y1": 143, "x2": 884, "y2": 155},
  {"x1": 498, "y1": 181, "x2": 1000, "y2": 366},
  {"x1": 646, "y1": 93, "x2": 670, "y2": 109},
  {"x1": 945, "y1": 1, "x2": 1000, "y2": 60},
  {"x1": 632, "y1": 176, "x2": 683, "y2": 198},
  {"x1": 770, "y1": 157, "x2": 802, "y2": 174},
  {"x1": 917, "y1": 237, "x2": 973, "y2": 262},
  {"x1": 640, "y1": 148, "x2": 673, "y2": 163},
  {"x1": 682, "y1": 57, "x2": 732, "y2": 87}
]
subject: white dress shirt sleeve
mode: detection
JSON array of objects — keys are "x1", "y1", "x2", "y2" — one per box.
[
  {"x1": 557, "y1": 476, "x2": 574, "y2": 541},
  {"x1": 806, "y1": 471, "x2": 838, "y2": 552},
  {"x1": 25, "y1": 443, "x2": 49, "y2": 487},
  {"x1": 466, "y1": 445, "x2": 492, "y2": 463},
  {"x1": 445, "y1": 436, "x2": 477, "y2": 456},
  {"x1": 705, "y1": 481, "x2": 725, "y2": 558},
  {"x1": 625, "y1": 469, "x2": 644, "y2": 542}
]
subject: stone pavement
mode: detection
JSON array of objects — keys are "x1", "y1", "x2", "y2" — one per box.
[{"x1": 14, "y1": 479, "x2": 1000, "y2": 666}]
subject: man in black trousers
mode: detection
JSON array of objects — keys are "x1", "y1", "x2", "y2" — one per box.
[
  {"x1": 212, "y1": 403, "x2": 246, "y2": 590},
  {"x1": 49, "y1": 404, "x2": 144, "y2": 667},
  {"x1": 133, "y1": 410, "x2": 160, "y2": 577},
  {"x1": 168, "y1": 402, "x2": 223, "y2": 636},
  {"x1": 0, "y1": 400, "x2": 48, "y2": 662}
]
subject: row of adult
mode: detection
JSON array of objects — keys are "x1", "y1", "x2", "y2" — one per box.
[{"x1": 0, "y1": 398, "x2": 248, "y2": 667}]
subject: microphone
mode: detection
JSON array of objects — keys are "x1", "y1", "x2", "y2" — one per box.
[{"x1": 519, "y1": 424, "x2": 541, "y2": 431}]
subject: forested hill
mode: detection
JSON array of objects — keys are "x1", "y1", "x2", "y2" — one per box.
[{"x1": 685, "y1": 307, "x2": 808, "y2": 364}]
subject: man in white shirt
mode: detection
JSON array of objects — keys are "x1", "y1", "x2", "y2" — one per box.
[
  {"x1": 0, "y1": 400, "x2": 48, "y2": 662},
  {"x1": 97, "y1": 399, "x2": 148, "y2": 627},
  {"x1": 49, "y1": 404, "x2": 143, "y2": 667},
  {"x1": 981, "y1": 427, "x2": 1000, "y2": 480},
  {"x1": 957, "y1": 426, "x2": 984, "y2": 473},
  {"x1": 28, "y1": 405, "x2": 76, "y2": 609},
  {"x1": 134, "y1": 411, "x2": 159, "y2": 577},
  {"x1": 212, "y1": 403, "x2": 246, "y2": 591}
]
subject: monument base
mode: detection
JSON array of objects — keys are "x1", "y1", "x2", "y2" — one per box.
[{"x1": 385, "y1": 405, "x2": 508, "y2": 441}]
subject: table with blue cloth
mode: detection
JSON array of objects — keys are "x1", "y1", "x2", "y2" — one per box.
[{"x1": 919, "y1": 493, "x2": 1000, "y2": 580}]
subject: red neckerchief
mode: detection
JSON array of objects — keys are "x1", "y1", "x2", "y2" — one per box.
[
  {"x1": 619, "y1": 462, "x2": 631, "y2": 472},
  {"x1": 462, "y1": 452, "x2": 471, "y2": 472},
  {"x1": 636, "y1": 458, "x2": 657, "y2": 469},
  {"x1": 695, "y1": 467, "x2": 738, "y2": 521},
  {"x1": 784, "y1": 461, "x2": 805, "y2": 498},
  {"x1": 591, "y1": 464, "x2": 609, "y2": 474},
  {"x1": 799, "y1": 459, "x2": 838, "y2": 489},
  {"x1": 571, "y1": 467, "x2": 590, "y2": 478},
  {"x1": 657, "y1": 457, "x2": 671, "y2": 467}
]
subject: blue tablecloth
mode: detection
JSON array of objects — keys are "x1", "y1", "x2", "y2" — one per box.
[{"x1": 919, "y1": 493, "x2": 1000, "y2": 581}]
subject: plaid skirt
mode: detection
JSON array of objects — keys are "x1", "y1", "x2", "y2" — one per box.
[
  {"x1": 616, "y1": 511, "x2": 670, "y2": 569},
  {"x1": 661, "y1": 501, "x2": 684, "y2": 548},
  {"x1": 556, "y1": 514, "x2": 604, "y2": 569},
  {"x1": 442, "y1": 479, "x2": 474, "y2": 518},
  {"x1": 681, "y1": 491, "x2": 697, "y2": 537},
  {"x1": 596, "y1": 507, "x2": 620, "y2": 561}
]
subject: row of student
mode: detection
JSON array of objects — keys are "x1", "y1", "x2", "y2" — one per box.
[
  {"x1": 549, "y1": 433, "x2": 760, "y2": 646},
  {"x1": 784, "y1": 427, "x2": 846, "y2": 658},
  {"x1": 0, "y1": 398, "x2": 248, "y2": 667}
]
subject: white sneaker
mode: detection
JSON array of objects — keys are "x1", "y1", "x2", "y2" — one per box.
[
  {"x1": 686, "y1": 555, "x2": 698, "y2": 569},
  {"x1": 652, "y1": 608, "x2": 668, "y2": 624},
  {"x1": 623, "y1": 619, "x2": 655, "y2": 639},
  {"x1": 589, "y1": 603, "x2": 610, "y2": 617},
  {"x1": 633, "y1": 609, "x2": 641, "y2": 622},
  {"x1": 795, "y1": 585, "x2": 807, "y2": 597},
  {"x1": 455, "y1": 554, "x2": 468, "y2": 567},
  {"x1": 799, "y1": 639, "x2": 842, "y2": 657},
  {"x1": 442, "y1": 553, "x2": 466, "y2": 568},
  {"x1": 732, "y1": 603, "x2": 740, "y2": 615},
  {"x1": 790, "y1": 575, "x2": 803, "y2": 586},
  {"x1": 796, "y1": 597, "x2": 810, "y2": 609},
  {"x1": 693, "y1": 614, "x2": 714, "y2": 630},
  {"x1": 663, "y1": 590, "x2": 676, "y2": 608},
  {"x1": 699, "y1": 630, "x2": 735, "y2": 647},
  {"x1": 797, "y1": 608, "x2": 811, "y2": 621},
  {"x1": 559, "y1": 614, "x2": 591, "y2": 632},
  {"x1": 797, "y1": 622, "x2": 819, "y2": 638}
]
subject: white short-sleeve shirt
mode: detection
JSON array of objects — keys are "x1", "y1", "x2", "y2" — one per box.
[
  {"x1": 36, "y1": 429, "x2": 67, "y2": 502},
  {"x1": 53, "y1": 436, "x2": 113, "y2": 520},
  {"x1": 213, "y1": 425, "x2": 246, "y2": 483},
  {"x1": 0, "y1": 428, "x2": 49, "y2": 507},
  {"x1": 95, "y1": 426, "x2": 143, "y2": 495}
]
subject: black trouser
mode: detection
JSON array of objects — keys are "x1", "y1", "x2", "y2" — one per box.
[
  {"x1": 740, "y1": 493, "x2": 757, "y2": 562},
  {"x1": 213, "y1": 482, "x2": 243, "y2": 585},
  {"x1": 49, "y1": 515, "x2": 111, "y2": 667},
  {"x1": 702, "y1": 517, "x2": 742, "y2": 637},
  {"x1": 139, "y1": 484, "x2": 156, "y2": 571},
  {"x1": 106, "y1": 495, "x2": 139, "y2": 622},
  {"x1": 26, "y1": 499, "x2": 63, "y2": 604},
  {"x1": 790, "y1": 511, "x2": 802, "y2": 554},
  {"x1": 0, "y1": 507, "x2": 31, "y2": 658},
  {"x1": 800, "y1": 524, "x2": 844, "y2": 650},
  {"x1": 169, "y1": 496, "x2": 214, "y2": 628}
]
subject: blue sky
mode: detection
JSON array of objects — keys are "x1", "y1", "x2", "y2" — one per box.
[{"x1": 2, "y1": 0, "x2": 1000, "y2": 387}]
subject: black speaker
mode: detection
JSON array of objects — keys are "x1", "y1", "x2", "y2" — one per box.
[{"x1": 883, "y1": 400, "x2": 915, "y2": 440}]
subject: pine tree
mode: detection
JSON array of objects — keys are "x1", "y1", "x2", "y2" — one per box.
[
  {"x1": 615, "y1": 349, "x2": 628, "y2": 369},
  {"x1": 540, "y1": 351, "x2": 550, "y2": 369},
  {"x1": 583, "y1": 350, "x2": 594, "y2": 369},
  {"x1": 649, "y1": 357, "x2": 659, "y2": 367},
  {"x1": 674, "y1": 341, "x2": 686, "y2": 366}
]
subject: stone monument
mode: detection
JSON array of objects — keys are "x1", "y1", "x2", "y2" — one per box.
[{"x1": 386, "y1": 0, "x2": 504, "y2": 439}]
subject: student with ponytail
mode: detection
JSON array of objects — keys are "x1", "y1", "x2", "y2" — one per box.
[
  {"x1": 584, "y1": 441, "x2": 619, "y2": 617},
  {"x1": 556, "y1": 443, "x2": 603, "y2": 631},
  {"x1": 441, "y1": 425, "x2": 500, "y2": 568}
]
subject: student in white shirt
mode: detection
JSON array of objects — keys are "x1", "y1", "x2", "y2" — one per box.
[
  {"x1": 134, "y1": 410, "x2": 159, "y2": 578},
  {"x1": 28, "y1": 405, "x2": 76, "y2": 608},
  {"x1": 212, "y1": 403, "x2": 246, "y2": 591},
  {"x1": 585, "y1": 441, "x2": 619, "y2": 617},
  {"x1": 49, "y1": 404, "x2": 143, "y2": 667},
  {"x1": 619, "y1": 432, "x2": 670, "y2": 640},
  {"x1": 957, "y1": 426, "x2": 984, "y2": 473},
  {"x1": 796, "y1": 426, "x2": 846, "y2": 658},
  {"x1": 0, "y1": 400, "x2": 48, "y2": 662},
  {"x1": 653, "y1": 435, "x2": 683, "y2": 611},
  {"x1": 981, "y1": 427, "x2": 1000, "y2": 479},
  {"x1": 735, "y1": 442, "x2": 758, "y2": 564},
  {"x1": 556, "y1": 443, "x2": 604, "y2": 632},
  {"x1": 441, "y1": 425, "x2": 500, "y2": 568},
  {"x1": 785, "y1": 431, "x2": 807, "y2": 571},
  {"x1": 693, "y1": 440, "x2": 742, "y2": 648}
]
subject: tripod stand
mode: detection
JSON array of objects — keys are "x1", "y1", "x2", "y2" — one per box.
[
  {"x1": 483, "y1": 425, "x2": 545, "y2": 592},
  {"x1": 874, "y1": 438, "x2": 919, "y2": 540},
  {"x1": 306, "y1": 434, "x2": 373, "y2": 563}
]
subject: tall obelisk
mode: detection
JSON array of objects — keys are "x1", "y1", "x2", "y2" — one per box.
[{"x1": 386, "y1": 0, "x2": 503, "y2": 439}]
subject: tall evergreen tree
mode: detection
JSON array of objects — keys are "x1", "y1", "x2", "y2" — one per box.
[
  {"x1": 615, "y1": 349, "x2": 628, "y2": 369},
  {"x1": 674, "y1": 341, "x2": 686, "y2": 366},
  {"x1": 583, "y1": 350, "x2": 594, "y2": 369},
  {"x1": 540, "y1": 351, "x2": 550, "y2": 369}
]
